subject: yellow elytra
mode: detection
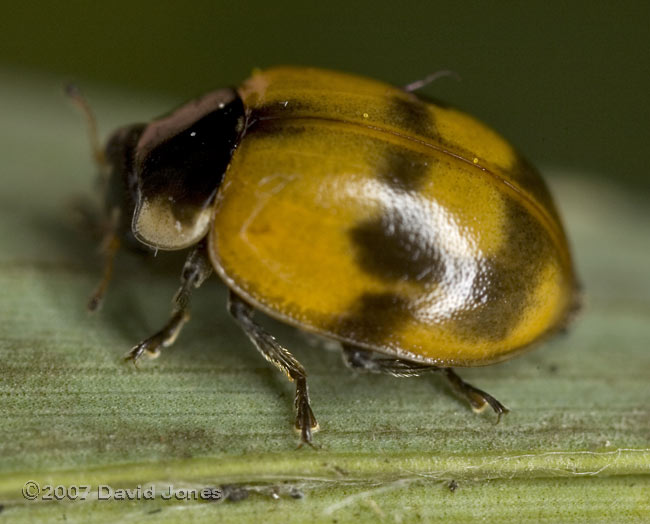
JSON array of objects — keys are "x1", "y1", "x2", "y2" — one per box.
[{"x1": 210, "y1": 66, "x2": 580, "y2": 366}]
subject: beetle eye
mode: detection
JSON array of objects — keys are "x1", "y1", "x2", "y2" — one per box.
[{"x1": 130, "y1": 88, "x2": 245, "y2": 250}]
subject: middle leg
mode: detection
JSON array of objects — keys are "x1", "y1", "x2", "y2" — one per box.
[{"x1": 227, "y1": 291, "x2": 318, "y2": 446}]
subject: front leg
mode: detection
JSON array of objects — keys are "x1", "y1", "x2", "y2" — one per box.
[
  {"x1": 87, "y1": 207, "x2": 121, "y2": 312},
  {"x1": 125, "y1": 240, "x2": 212, "y2": 364}
]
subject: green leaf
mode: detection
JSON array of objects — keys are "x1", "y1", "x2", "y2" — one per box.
[{"x1": 0, "y1": 69, "x2": 648, "y2": 522}]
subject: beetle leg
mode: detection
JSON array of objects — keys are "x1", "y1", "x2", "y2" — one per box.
[
  {"x1": 227, "y1": 291, "x2": 318, "y2": 447},
  {"x1": 87, "y1": 207, "x2": 121, "y2": 312},
  {"x1": 441, "y1": 368, "x2": 509, "y2": 423},
  {"x1": 125, "y1": 240, "x2": 212, "y2": 364},
  {"x1": 342, "y1": 346, "x2": 439, "y2": 377},
  {"x1": 342, "y1": 345, "x2": 509, "y2": 422}
]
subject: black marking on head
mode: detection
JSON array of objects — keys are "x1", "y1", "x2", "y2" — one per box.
[
  {"x1": 377, "y1": 144, "x2": 434, "y2": 192},
  {"x1": 333, "y1": 292, "x2": 411, "y2": 346},
  {"x1": 454, "y1": 196, "x2": 551, "y2": 341},
  {"x1": 386, "y1": 94, "x2": 435, "y2": 139},
  {"x1": 350, "y1": 211, "x2": 445, "y2": 284},
  {"x1": 135, "y1": 90, "x2": 245, "y2": 225}
]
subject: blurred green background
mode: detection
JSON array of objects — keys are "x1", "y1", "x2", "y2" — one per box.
[{"x1": 2, "y1": 0, "x2": 649, "y2": 192}]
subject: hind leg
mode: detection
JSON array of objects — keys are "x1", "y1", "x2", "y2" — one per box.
[{"x1": 342, "y1": 345, "x2": 509, "y2": 422}]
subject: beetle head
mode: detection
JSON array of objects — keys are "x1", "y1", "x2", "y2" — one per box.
[{"x1": 105, "y1": 88, "x2": 245, "y2": 251}]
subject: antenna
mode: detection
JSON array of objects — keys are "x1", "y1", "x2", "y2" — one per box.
[{"x1": 403, "y1": 70, "x2": 461, "y2": 93}]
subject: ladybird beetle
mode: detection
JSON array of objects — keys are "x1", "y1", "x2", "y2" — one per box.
[{"x1": 72, "y1": 66, "x2": 580, "y2": 445}]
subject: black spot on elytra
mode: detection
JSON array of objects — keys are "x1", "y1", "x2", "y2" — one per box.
[
  {"x1": 413, "y1": 91, "x2": 453, "y2": 110},
  {"x1": 385, "y1": 95, "x2": 435, "y2": 139},
  {"x1": 508, "y1": 153, "x2": 560, "y2": 221},
  {"x1": 333, "y1": 292, "x2": 411, "y2": 346},
  {"x1": 137, "y1": 95, "x2": 245, "y2": 225},
  {"x1": 377, "y1": 144, "x2": 435, "y2": 192},
  {"x1": 248, "y1": 98, "x2": 316, "y2": 128},
  {"x1": 245, "y1": 117, "x2": 308, "y2": 140},
  {"x1": 453, "y1": 196, "x2": 551, "y2": 341},
  {"x1": 350, "y1": 211, "x2": 445, "y2": 284},
  {"x1": 344, "y1": 160, "x2": 445, "y2": 344}
]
